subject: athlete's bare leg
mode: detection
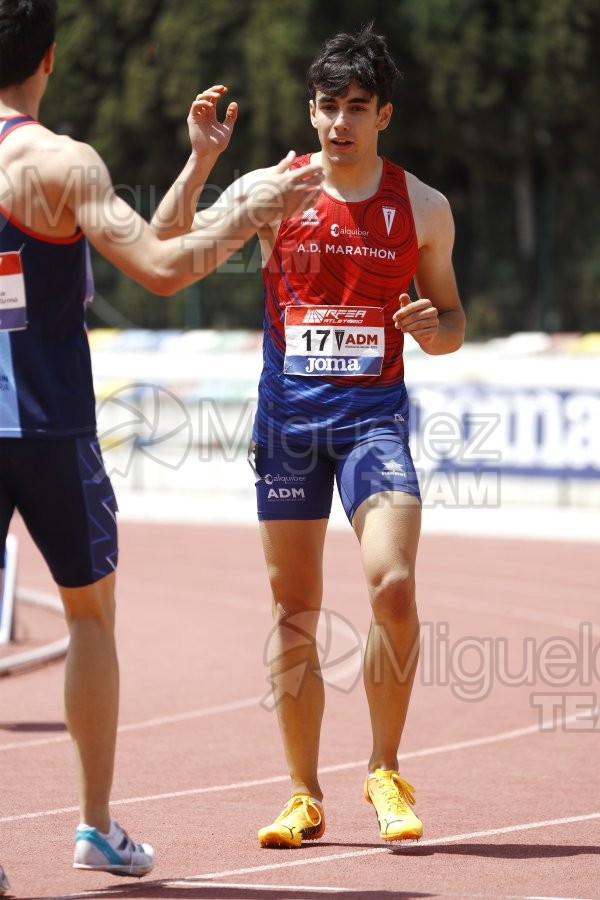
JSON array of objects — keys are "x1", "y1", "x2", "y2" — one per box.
[
  {"x1": 59, "y1": 571, "x2": 119, "y2": 833},
  {"x1": 0, "y1": 570, "x2": 10, "y2": 891},
  {"x1": 259, "y1": 518, "x2": 328, "y2": 800},
  {"x1": 353, "y1": 492, "x2": 421, "y2": 772}
]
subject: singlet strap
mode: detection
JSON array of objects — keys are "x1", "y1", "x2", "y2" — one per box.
[{"x1": 0, "y1": 115, "x2": 36, "y2": 143}]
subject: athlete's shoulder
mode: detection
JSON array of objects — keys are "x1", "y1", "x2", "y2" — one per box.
[
  {"x1": 43, "y1": 131, "x2": 106, "y2": 170},
  {"x1": 404, "y1": 168, "x2": 450, "y2": 212},
  {"x1": 403, "y1": 169, "x2": 454, "y2": 247},
  {"x1": 3, "y1": 121, "x2": 106, "y2": 174}
]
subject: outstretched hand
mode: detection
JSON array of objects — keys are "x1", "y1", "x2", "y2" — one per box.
[
  {"x1": 393, "y1": 292, "x2": 440, "y2": 349},
  {"x1": 246, "y1": 151, "x2": 324, "y2": 228},
  {"x1": 187, "y1": 85, "x2": 238, "y2": 158}
]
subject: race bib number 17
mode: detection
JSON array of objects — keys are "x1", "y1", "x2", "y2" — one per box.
[
  {"x1": 283, "y1": 306, "x2": 385, "y2": 376},
  {"x1": 0, "y1": 251, "x2": 27, "y2": 332}
]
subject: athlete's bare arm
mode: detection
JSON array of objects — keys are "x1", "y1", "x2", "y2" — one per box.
[
  {"x1": 192, "y1": 155, "x2": 321, "y2": 242},
  {"x1": 393, "y1": 173, "x2": 466, "y2": 355},
  {"x1": 150, "y1": 85, "x2": 238, "y2": 239},
  {"x1": 0, "y1": 117, "x2": 322, "y2": 296},
  {"x1": 151, "y1": 88, "x2": 322, "y2": 247},
  {"x1": 59, "y1": 138, "x2": 268, "y2": 294}
]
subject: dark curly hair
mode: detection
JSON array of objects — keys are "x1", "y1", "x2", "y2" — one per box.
[{"x1": 307, "y1": 22, "x2": 401, "y2": 110}]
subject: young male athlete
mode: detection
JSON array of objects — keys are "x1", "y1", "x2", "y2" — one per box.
[
  {"x1": 250, "y1": 24, "x2": 466, "y2": 847},
  {"x1": 0, "y1": 0, "x2": 321, "y2": 885},
  {"x1": 151, "y1": 21, "x2": 464, "y2": 851}
]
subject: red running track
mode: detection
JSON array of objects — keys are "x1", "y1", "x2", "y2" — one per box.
[{"x1": 1, "y1": 515, "x2": 599, "y2": 899}]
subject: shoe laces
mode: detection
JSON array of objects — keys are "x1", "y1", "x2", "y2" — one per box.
[
  {"x1": 376, "y1": 772, "x2": 416, "y2": 814},
  {"x1": 277, "y1": 794, "x2": 322, "y2": 826},
  {"x1": 112, "y1": 822, "x2": 140, "y2": 854}
]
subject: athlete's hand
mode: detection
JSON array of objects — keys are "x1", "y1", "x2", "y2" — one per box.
[
  {"x1": 246, "y1": 151, "x2": 324, "y2": 227},
  {"x1": 393, "y1": 292, "x2": 440, "y2": 349},
  {"x1": 187, "y1": 85, "x2": 238, "y2": 159}
]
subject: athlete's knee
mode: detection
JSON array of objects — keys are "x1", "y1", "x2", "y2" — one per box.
[
  {"x1": 270, "y1": 602, "x2": 321, "y2": 658},
  {"x1": 59, "y1": 573, "x2": 116, "y2": 630},
  {"x1": 369, "y1": 567, "x2": 416, "y2": 622},
  {"x1": 268, "y1": 566, "x2": 322, "y2": 615}
]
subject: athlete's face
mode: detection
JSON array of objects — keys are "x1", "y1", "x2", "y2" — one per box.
[{"x1": 309, "y1": 81, "x2": 392, "y2": 166}]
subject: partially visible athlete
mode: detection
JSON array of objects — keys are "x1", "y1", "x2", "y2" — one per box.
[
  {"x1": 0, "y1": 0, "x2": 321, "y2": 888},
  {"x1": 250, "y1": 24, "x2": 465, "y2": 848},
  {"x1": 0, "y1": 865, "x2": 9, "y2": 896}
]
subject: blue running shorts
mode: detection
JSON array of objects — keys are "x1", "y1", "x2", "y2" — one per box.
[
  {"x1": 250, "y1": 433, "x2": 421, "y2": 522},
  {"x1": 0, "y1": 437, "x2": 118, "y2": 587}
]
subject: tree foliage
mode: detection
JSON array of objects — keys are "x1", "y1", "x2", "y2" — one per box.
[{"x1": 41, "y1": 0, "x2": 600, "y2": 335}]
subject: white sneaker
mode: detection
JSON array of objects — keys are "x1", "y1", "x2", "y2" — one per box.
[
  {"x1": 73, "y1": 820, "x2": 155, "y2": 877},
  {"x1": 0, "y1": 865, "x2": 10, "y2": 896}
]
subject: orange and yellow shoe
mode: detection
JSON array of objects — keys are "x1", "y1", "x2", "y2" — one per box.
[
  {"x1": 363, "y1": 769, "x2": 423, "y2": 841},
  {"x1": 258, "y1": 794, "x2": 325, "y2": 848}
]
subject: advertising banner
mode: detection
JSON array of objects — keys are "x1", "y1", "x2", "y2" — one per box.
[{"x1": 409, "y1": 385, "x2": 600, "y2": 478}]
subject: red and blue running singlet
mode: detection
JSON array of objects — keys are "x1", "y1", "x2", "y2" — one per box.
[
  {"x1": 0, "y1": 117, "x2": 96, "y2": 438},
  {"x1": 254, "y1": 155, "x2": 419, "y2": 447}
]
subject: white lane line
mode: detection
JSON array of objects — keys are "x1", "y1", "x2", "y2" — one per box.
[
  {"x1": 0, "y1": 696, "x2": 264, "y2": 752},
  {"x1": 171, "y1": 889, "x2": 597, "y2": 900},
  {"x1": 19, "y1": 886, "x2": 348, "y2": 900},
  {"x1": 167, "y1": 889, "x2": 595, "y2": 900},
  {"x1": 0, "y1": 611, "x2": 367, "y2": 752},
  {"x1": 429, "y1": 590, "x2": 598, "y2": 635},
  {"x1": 0, "y1": 707, "x2": 593, "y2": 825},
  {"x1": 1, "y1": 585, "x2": 592, "y2": 754},
  {"x1": 2, "y1": 654, "x2": 596, "y2": 754},
  {"x1": 169, "y1": 882, "x2": 347, "y2": 893},
  {"x1": 6, "y1": 880, "x2": 596, "y2": 900},
  {"x1": 0, "y1": 733, "x2": 67, "y2": 752},
  {"x1": 196, "y1": 812, "x2": 600, "y2": 880}
]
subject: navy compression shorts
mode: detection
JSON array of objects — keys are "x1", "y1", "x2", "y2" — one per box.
[
  {"x1": 0, "y1": 437, "x2": 118, "y2": 588},
  {"x1": 250, "y1": 432, "x2": 421, "y2": 522}
]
